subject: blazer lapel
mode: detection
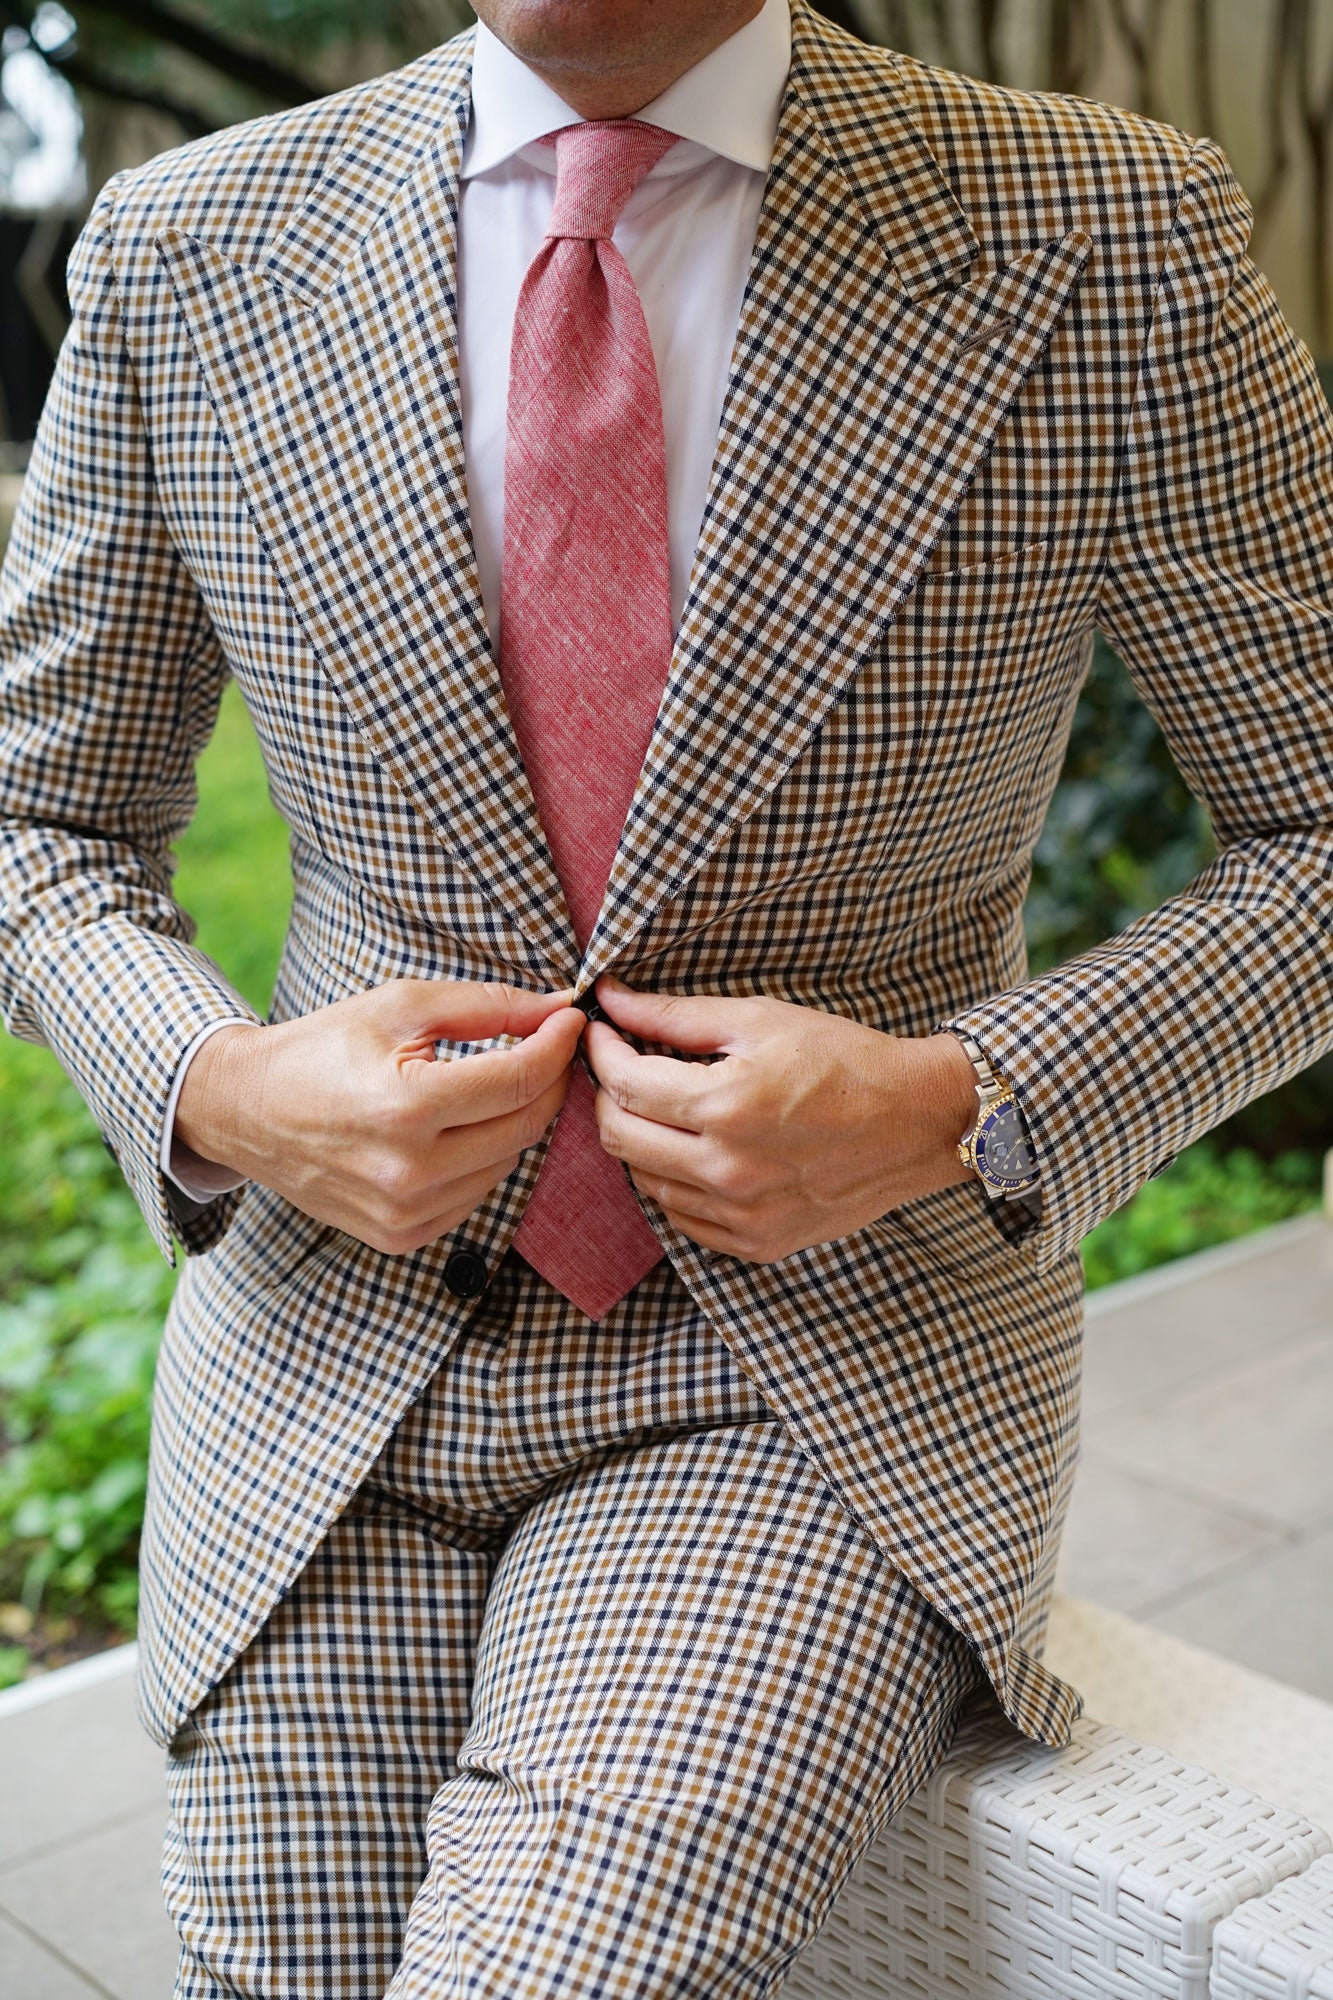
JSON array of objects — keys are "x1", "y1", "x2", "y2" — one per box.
[
  {"x1": 577, "y1": 1, "x2": 1092, "y2": 991},
  {"x1": 156, "y1": 7, "x2": 1089, "y2": 989},
  {"x1": 155, "y1": 33, "x2": 580, "y2": 977}
]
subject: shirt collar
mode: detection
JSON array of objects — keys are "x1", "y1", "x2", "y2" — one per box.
[{"x1": 461, "y1": 0, "x2": 791, "y2": 181}]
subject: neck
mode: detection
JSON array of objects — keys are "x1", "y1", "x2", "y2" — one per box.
[
  {"x1": 522, "y1": 68, "x2": 693, "y2": 120},
  {"x1": 495, "y1": 4, "x2": 767, "y2": 121}
]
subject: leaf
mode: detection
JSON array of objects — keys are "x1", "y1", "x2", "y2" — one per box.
[
  {"x1": 85, "y1": 1459, "x2": 147, "y2": 1519},
  {"x1": 0, "y1": 1646, "x2": 29, "y2": 1691}
]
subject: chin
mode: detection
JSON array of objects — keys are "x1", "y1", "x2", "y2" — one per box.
[{"x1": 474, "y1": 0, "x2": 702, "y2": 76}]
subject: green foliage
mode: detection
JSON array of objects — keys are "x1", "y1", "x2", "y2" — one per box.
[
  {"x1": 1025, "y1": 631, "x2": 1216, "y2": 973},
  {"x1": 0, "y1": 1041, "x2": 123, "y2": 1299},
  {"x1": 0, "y1": 1200, "x2": 172, "y2": 1625},
  {"x1": 1026, "y1": 633, "x2": 1333, "y2": 1156},
  {"x1": 0, "y1": 681, "x2": 290, "y2": 1649},
  {"x1": 1081, "y1": 1145, "x2": 1323, "y2": 1290}
]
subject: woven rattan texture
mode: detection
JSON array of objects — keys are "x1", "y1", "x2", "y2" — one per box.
[
  {"x1": 785, "y1": 1710, "x2": 1330, "y2": 2000},
  {"x1": 1046, "y1": 1597, "x2": 1333, "y2": 1840},
  {"x1": 1211, "y1": 1855, "x2": 1333, "y2": 2000}
]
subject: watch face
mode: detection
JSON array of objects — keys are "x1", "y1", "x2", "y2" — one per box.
[{"x1": 975, "y1": 1102, "x2": 1037, "y2": 1186}]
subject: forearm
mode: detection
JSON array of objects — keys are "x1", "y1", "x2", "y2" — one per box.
[
  {"x1": 941, "y1": 824, "x2": 1333, "y2": 1272},
  {"x1": 945, "y1": 136, "x2": 1333, "y2": 1275},
  {"x1": 905, "y1": 1027, "x2": 981, "y2": 1194}
]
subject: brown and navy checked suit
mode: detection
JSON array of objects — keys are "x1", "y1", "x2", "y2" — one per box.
[{"x1": 2, "y1": 0, "x2": 1333, "y2": 1990}]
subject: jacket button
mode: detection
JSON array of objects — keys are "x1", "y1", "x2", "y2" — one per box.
[{"x1": 443, "y1": 1248, "x2": 489, "y2": 1299}]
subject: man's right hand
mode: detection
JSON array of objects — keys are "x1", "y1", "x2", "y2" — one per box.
[{"x1": 173, "y1": 979, "x2": 586, "y2": 1254}]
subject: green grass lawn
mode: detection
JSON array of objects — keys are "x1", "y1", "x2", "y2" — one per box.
[
  {"x1": 0, "y1": 682, "x2": 1322, "y2": 1684},
  {"x1": 0, "y1": 682, "x2": 291, "y2": 1680}
]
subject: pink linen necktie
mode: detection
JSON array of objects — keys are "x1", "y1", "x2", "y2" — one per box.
[{"x1": 500, "y1": 118, "x2": 680, "y2": 1321}]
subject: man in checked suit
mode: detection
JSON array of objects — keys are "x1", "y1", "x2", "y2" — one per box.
[{"x1": 2, "y1": 0, "x2": 1332, "y2": 1988}]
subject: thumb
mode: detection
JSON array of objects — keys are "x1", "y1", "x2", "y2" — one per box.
[
  {"x1": 592, "y1": 975, "x2": 755, "y2": 1054},
  {"x1": 381, "y1": 978, "x2": 577, "y2": 1052},
  {"x1": 401, "y1": 994, "x2": 584, "y2": 1123}
]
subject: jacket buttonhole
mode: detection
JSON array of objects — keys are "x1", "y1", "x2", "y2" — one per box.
[{"x1": 957, "y1": 312, "x2": 1016, "y2": 355}]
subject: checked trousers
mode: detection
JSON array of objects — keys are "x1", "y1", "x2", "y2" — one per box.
[{"x1": 162, "y1": 1249, "x2": 984, "y2": 1999}]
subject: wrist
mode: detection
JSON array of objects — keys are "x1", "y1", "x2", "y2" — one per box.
[
  {"x1": 897, "y1": 1030, "x2": 980, "y2": 1190},
  {"x1": 929, "y1": 1031, "x2": 983, "y2": 1152},
  {"x1": 175, "y1": 1022, "x2": 268, "y2": 1177}
]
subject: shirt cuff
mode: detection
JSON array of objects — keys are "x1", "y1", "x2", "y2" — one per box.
[{"x1": 160, "y1": 1016, "x2": 254, "y2": 1200}]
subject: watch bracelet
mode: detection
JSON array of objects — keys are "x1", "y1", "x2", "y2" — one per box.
[{"x1": 947, "y1": 1029, "x2": 1040, "y2": 1199}]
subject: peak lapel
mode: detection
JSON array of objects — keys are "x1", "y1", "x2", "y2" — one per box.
[
  {"x1": 578, "y1": 3, "x2": 1091, "y2": 991},
  {"x1": 156, "y1": 34, "x2": 579, "y2": 976}
]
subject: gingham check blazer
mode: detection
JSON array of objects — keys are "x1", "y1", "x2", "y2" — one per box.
[{"x1": 2, "y1": 0, "x2": 1331, "y2": 1750}]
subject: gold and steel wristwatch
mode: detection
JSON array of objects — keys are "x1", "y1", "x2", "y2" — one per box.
[{"x1": 951, "y1": 1030, "x2": 1041, "y2": 1200}]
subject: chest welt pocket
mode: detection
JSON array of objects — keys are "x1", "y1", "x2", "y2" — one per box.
[{"x1": 889, "y1": 536, "x2": 1054, "y2": 658}]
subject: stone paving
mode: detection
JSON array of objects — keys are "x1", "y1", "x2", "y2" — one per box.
[
  {"x1": 1057, "y1": 1210, "x2": 1333, "y2": 1701},
  {"x1": 0, "y1": 1209, "x2": 1330, "y2": 1996},
  {"x1": 0, "y1": 1651, "x2": 174, "y2": 1996}
]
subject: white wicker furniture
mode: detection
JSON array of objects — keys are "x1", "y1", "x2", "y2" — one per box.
[
  {"x1": 1211, "y1": 1856, "x2": 1333, "y2": 1999},
  {"x1": 1044, "y1": 1599, "x2": 1333, "y2": 1839},
  {"x1": 785, "y1": 1704, "x2": 1330, "y2": 2000}
]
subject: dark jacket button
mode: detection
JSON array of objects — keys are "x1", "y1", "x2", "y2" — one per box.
[{"x1": 443, "y1": 1248, "x2": 489, "y2": 1298}]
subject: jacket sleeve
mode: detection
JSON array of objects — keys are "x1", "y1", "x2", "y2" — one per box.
[
  {"x1": 0, "y1": 176, "x2": 264, "y2": 1264},
  {"x1": 939, "y1": 134, "x2": 1333, "y2": 1276}
]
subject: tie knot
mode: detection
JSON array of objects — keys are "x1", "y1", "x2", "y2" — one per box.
[{"x1": 543, "y1": 119, "x2": 680, "y2": 242}]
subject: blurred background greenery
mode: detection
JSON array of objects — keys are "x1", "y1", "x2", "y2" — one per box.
[{"x1": 0, "y1": 0, "x2": 1329, "y2": 1681}]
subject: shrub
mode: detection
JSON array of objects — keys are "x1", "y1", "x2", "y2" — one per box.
[
  {"x1": 0, "y1": 1195, "x2": 169, "y2": 1634},
  {"x1": 0, "y1": 683, "x2": 285, "y2": 1675},
  {"x1": 1080, "y1": 1144, "x2": 1322, "y2": 1290}
]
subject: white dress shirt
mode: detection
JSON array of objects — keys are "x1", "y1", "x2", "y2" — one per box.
[{"x1": 162, "y1": 0, "x2": 793, "y2": 1200}]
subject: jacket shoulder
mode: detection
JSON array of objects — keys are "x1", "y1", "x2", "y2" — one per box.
[
  {"x1": 892, "y1": 49, "x2": 1203, "y2": 253},
  {"x1": 98, "y1": 29, "x2": 472, "y2": 276}
]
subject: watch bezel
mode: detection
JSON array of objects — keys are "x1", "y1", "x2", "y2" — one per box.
[{"x1": 972, "y1": 1097, "x2": 1040, "y2": 1191}]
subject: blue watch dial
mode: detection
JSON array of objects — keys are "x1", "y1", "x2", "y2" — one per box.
[{"x1": 975, "y1": 1101, "x2": 1037, "y2": 1186}]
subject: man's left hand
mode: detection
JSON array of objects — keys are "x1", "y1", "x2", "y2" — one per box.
[{"x1": 583, "y1": 974, "x2": 980, "y2": 1263}]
